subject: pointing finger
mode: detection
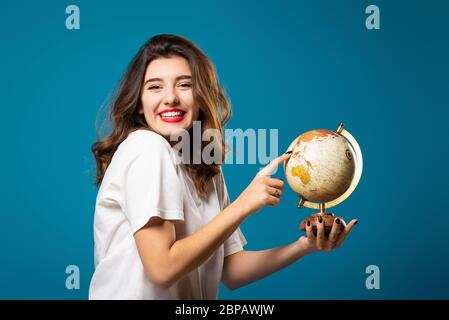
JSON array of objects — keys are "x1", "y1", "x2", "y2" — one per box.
[{"x1": 258, "y1": 152, "x2": 291, "y2": 176}]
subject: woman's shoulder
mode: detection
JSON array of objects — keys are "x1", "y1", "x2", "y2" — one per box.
[
  {"x1": 123, "y1": 129, "x2": 171, "y2": 150},
  {"x1": 107, "y1": 129, "x2": 177, "y2": 170},
  {"x1": 115, "y1": 129, "x2": 173, "y2": 157}
]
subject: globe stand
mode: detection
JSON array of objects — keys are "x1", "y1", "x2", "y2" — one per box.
[{"x1": 284, "y1": 123, "x2": 363, "y2": 237}]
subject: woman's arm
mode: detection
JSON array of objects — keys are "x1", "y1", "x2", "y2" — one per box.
[
  {"x1": 135, "y1": 200, "x2": 247, "y2": 289},
  {"x1": 134, "y1": 154, "x2": 290, "y2": 289},
  {"x1": 222, "y1": 241, "x2": 313, "y2": 290},
  {"x1": 222, "y1": 217, "x2": 358, "y2": 290}
]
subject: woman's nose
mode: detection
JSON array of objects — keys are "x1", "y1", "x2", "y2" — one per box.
[{"x1": 163, "y1": 89, "x2": 179, "y2": 105}]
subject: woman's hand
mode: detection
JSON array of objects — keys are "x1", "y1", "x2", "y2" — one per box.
[
  {"x1": 298, "y1": 216, "x2": 358, "y2": 253},
  {"x1": 234, "y1": 152, "x2": 291, "y2": 217}
]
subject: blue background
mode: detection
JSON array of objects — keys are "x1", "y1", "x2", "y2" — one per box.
[{"x1": 1, "y1": 0, "x2": 448, "y2": 299}]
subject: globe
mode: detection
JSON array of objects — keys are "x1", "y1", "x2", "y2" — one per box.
[{"x1": 284, "y1": 129, "x2": 356, "y2": 203}]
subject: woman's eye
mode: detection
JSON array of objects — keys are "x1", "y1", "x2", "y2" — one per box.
[
  {"x1": 178, "y1": 82, "x2": 192, "y2": 88},
  {"x1": 148, "y1": 85, "x2": 161, "y2": 90}
]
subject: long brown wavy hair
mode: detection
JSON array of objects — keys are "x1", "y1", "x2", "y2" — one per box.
[{"x1": 92, "y1": 34, "x2": 232, "y2": 198}]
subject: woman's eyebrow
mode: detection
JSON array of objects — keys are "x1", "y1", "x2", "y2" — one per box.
[
  {"x1": 144, "y1": 75, "x2": 192, "y2": 85},
  {"x1": 175, "y1": 75, "x2": 192, "y2": 81}
]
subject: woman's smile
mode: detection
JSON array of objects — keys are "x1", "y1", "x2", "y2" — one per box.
[{"x1": 159, "y1": 108, "x2": 187, "y2": 123}]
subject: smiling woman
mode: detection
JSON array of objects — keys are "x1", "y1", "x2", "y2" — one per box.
[{"x1": 89, "y1": 34, "x2": 356, "y2": 300}]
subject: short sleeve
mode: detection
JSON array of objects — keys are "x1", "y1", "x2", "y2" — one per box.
[
  {"x1": 219, "y1": 168, "x2": 248, "y2": 256},
  {"x1": 224, "y1": 228, "x2": 248, "y2": 257},
  {"x1": 123, "y1": 146, "x2": 184, "y2": 234}
]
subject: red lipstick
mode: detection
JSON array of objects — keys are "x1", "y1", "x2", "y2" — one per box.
[{"x1": 159, "y1": 108, "x2": 186, "y2": 123}]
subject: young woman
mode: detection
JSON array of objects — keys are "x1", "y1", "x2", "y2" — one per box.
[{"x1": 89, "y1": 34, "x2": 357, "y2": 299}]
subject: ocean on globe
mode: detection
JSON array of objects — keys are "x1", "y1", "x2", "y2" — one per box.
[{"x1": 284, "y1": 129, "x2": 355, "y2": 203}]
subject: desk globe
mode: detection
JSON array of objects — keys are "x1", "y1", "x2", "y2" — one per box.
[{"x1": 284, "y1": 123, "x2": 363, "y2": 235}]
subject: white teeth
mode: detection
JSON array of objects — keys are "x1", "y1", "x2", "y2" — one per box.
[{"x1": 160, "y1": 111, "x2": 185, "y2": 117}]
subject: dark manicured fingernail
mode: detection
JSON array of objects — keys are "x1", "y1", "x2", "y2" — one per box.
[
  {"x1": 335, "y1": 218, "x2": 340, "y2": 224},
  {"x1": 354, "y1": 220, "x2": 358, "y2": 225},
  {"x1": 318, "y1": 216, "x2": 323, "y2": 223},
  {"x1": 285, "y1": 150, "x2": 292, "y2": 154},
  {"x1": 307, "y1": 221, "x2": 310, "y2": 227}
]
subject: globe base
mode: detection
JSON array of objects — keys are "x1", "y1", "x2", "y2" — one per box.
[{"x1": 299, "y1": 212, "x2": 345, "y2": 237}]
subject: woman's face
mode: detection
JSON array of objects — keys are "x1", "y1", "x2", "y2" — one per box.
[{"x1": 140, "y1": 56, "x2": 199, "y2": 140}]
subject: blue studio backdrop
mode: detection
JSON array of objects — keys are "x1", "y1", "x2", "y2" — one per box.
[{"x1": 1, "y1": 0, "x2": 448, "y2": 299}]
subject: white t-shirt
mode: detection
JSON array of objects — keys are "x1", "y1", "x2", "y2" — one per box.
[{"x1": 89, "y1": 129, "x2": 247, "y2": 300}]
